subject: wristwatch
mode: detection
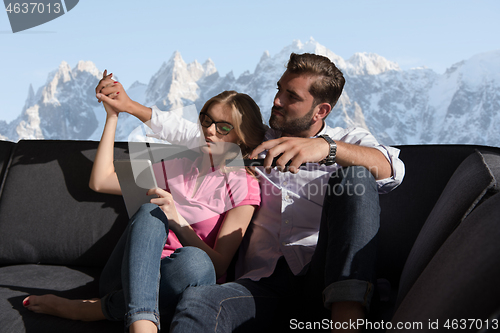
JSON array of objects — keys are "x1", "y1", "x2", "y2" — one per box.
[{"x1": 318, "y1": 134, "x2": 337, "y2": 165}]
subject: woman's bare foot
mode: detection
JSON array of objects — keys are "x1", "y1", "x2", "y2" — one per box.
[{"x1": 23, "y1": 295, "x2": 105, "y2": 321}]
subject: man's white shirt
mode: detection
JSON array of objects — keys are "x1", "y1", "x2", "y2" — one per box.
[{"x1": 148, "y1": 106, "x2": 405, "y2": 280}]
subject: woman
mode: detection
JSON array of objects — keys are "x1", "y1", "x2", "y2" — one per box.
[{"x1": 23, "y1": 73, "x2": 266, "y2": 333}]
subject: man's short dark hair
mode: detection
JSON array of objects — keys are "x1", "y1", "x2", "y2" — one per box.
[{"x1": 286, "y1": 53, "x2": 345, "y2": 109}]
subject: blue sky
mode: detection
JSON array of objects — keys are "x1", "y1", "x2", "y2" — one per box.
[{"x1": 1, "y1": 0, "x2": 499, "y2": 122}]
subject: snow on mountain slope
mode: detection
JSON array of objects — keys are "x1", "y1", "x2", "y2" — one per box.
[
  {"x1": 426, "y1": 50, "x2": 500, "y2": 145},
  {"x1": 7, "y1": 61, "x2": 101, "y2": 141},
  {"x1": 3, "y1": 40, "x2": 499, "y2": 147}
]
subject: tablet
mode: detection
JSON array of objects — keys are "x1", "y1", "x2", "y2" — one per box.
[{"x1": 114, "y1": 159, "x2": 158, "y2": 218}]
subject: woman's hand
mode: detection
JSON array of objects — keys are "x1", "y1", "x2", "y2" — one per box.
[
  {"x1": 145, "y1": 185, "x2": 257, "y2": 280},
  {"x1": 95, "y1": 70, "x2": 114, "y2": 102},
  {"x1": 148, "y1": 188, "x2": 184, "y2": 229},
  {"x1": 95, "y1": 70, "x2": 153, "y2": 123},
  {"x1": 95, "y1": 70, "x2": 134, "y2": 114}
]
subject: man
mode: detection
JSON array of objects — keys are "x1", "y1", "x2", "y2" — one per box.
[{"x1": 96, "y1": 53, "x2": 404, "y2": 332}]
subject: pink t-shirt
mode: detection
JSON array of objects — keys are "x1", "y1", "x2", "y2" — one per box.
[{"x1": 152, "y1": 157, "x2": 260, "y2": 258}]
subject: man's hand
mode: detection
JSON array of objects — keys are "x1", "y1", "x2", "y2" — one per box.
[
  {"x1": 95, "y1": 70, "x2": 152, "y2": 123},
  {"x1": 249, "y1": 136, "x2": 393, "y2": 179},
  {"x1": 249, "y1": 137, "x2": 329, "y2": 174},
  {"x1": 95, "y1": 70, "x2": 114, "y2": 103},
  {"x1": 95, "y1": 71, "x2": 134, "y2": 113}
]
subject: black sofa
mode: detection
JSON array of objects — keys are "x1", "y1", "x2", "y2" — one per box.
[{"x1": 0, "y1": 140, "x2": 499, "y2": 333}]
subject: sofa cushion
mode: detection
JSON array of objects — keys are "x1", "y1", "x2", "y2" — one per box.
[
  {"x1": 391, "y1": 191, "x2": 500, "y2": 327},
  {"x1": 375, "y1": 145, "x2": 500, "y2": 285},
  {"x1": 396, "y1": 150, "x2": 500, "y2": 305},
  {"x1": 0, "y1": 140, "x2": 130, "y2": 267}
]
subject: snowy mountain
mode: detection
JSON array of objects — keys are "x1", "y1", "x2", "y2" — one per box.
[
  {"x1": 4, "y1": 61, "x2": 102, "y2": 141},
  {"x1": 2, "y1": 38, "x2": 499, "y2": 147}
]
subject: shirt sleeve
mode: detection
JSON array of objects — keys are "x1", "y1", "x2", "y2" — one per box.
[
  {"x1": 325, "y1": 126, "x2": 406, "y2": 194},
  {"x1": 225, "y1": 172, "x2": 261, "y2": 210},
  {"x1": 240, "y1": 174, "x2": 261, "y2": 207},
  {"x1": 149, "y1": 105, "x2": 202, "y2": 150}
]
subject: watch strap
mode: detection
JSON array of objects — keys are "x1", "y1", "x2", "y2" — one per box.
[{"x1": 318, "y1": 134, "x2": 337, "y2": 165}]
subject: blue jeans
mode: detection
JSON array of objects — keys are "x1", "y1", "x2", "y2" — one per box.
[
  {"x1": 99, "y1": 203, "x2": 216, "y2": 330},
  {"x1": 170, "y1": 166, "x2": 380, "y2": 332}
]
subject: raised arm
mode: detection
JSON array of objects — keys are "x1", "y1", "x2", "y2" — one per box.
[
  {"x1": 95, "y1": 71, "x2": 201, "y2": 147},
  {"x1": 88, "y1": 100, "x2": 122, "y2": 195}
]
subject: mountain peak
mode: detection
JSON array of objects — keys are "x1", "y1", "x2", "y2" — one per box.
[
  {"x1": 460, "y1": 49, "x2": 500, "y2": 86},
  {"x1": 346, "y1": 52, "x2": 400, "y2": 75},
  {"x1": 129, "y1": 80, "x2": 146, "y2": 90},
  {"x1": 202, "y1": 58, "x2": 217, "y2": 76},
  {"x1": 27, "y1": 84, "x2": 35, "y2": 99},
  {"x1": 75, "y1": 60, "x2": 99, "y2": 76},
  {"x1": 58, "y1": 60, "x2": 70, "y2": 70},
  {"x1": 274, "y1": 39, "x2": 345, "y2": 71},
  {"x1": 291, "y1": 39, "x2": 304, "y2": 49},
  {"x1": 169, "y1": 51, "x2": 185, "y2": 64},
  {"x1": 56, "y1": 61, "x2": 72, "y2": 82},
  {"x1": 260, "y1": 50, "x2": 270, "y2": 62},
  {"x1": 145, "y1": 51, "x2": 219, "y2": 108},
  {"x1": 23, "y1": 84, "x2": 36, "y2": 110},
  {"x1": 41, "y1": 61, "x2": 72, "y2": 104}
]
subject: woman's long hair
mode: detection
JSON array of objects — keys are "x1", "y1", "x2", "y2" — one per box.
[{"x1": 199, "y1": 91, "x2": 266, "y2": 160}]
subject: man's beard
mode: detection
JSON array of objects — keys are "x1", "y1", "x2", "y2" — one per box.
[{"x1": 269, "y1": 106, "x2": 315, "y2": 136}]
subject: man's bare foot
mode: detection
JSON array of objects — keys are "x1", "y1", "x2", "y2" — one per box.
[
  {"x1": 23, "y1": 295, "x2": 105, "y2": 321},
  {"x1": 331, "y1": 301, "x2": 364, "y2": 332}
]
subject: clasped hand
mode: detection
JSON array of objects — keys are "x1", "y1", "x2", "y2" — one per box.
[{"x1": 95, "y1": 70, "x2": 133, "y2": 114}]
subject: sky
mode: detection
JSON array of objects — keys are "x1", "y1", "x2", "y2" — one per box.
[{"x1": 1, "y1": 0, "x2": 499, "y2": 123}]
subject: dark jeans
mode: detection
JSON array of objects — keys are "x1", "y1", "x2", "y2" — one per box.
[
  {"x1": 170, "y1": 166, "x2": 380, "y2": 332},
  {"x1": 98, "y1": 203, "x2": 216, "y2": 330}
]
